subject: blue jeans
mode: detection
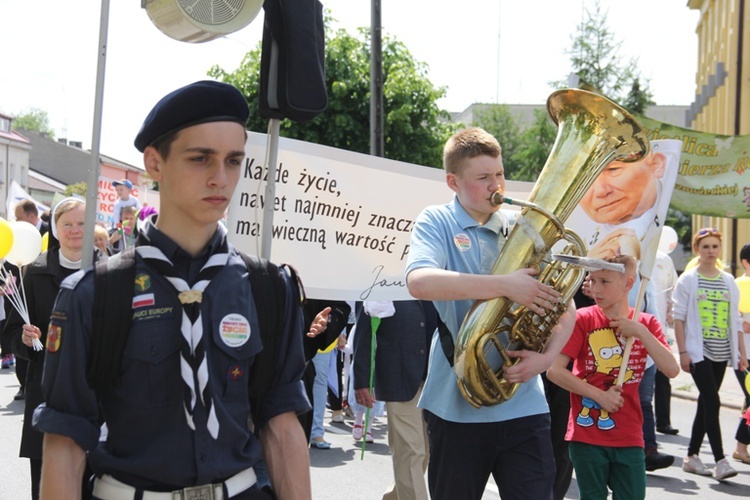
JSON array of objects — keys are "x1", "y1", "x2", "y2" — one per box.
[
  {"x1": 639, "y1": 364, "x2": 656, "y2": 450},
  {"x1": 310, "y1": 350, "x2": 333, "y2": 440}
]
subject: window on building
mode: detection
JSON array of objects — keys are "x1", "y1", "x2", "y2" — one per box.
[{"x1": 0, "y1": 117, "x2": 10, "y2": 133}]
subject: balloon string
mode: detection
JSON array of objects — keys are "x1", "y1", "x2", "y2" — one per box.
[{"x1": 1, "y1": 264, "x2": 30, "y2": 325}]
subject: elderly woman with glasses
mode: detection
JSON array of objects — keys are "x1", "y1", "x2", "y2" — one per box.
[{"x1": 672, "y1": 228, "x2": 748, "y2": 480}]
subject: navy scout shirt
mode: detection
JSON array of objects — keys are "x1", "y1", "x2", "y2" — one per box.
[{"x1": 33, "y1": 221, "x2": 310, "y2": 490}]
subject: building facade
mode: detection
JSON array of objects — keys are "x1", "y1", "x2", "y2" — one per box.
[{"x1": 687, "y1": 0, "x2": 750, "y2": 274}]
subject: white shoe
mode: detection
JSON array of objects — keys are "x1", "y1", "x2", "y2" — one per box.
[
  {"x1": 683, "y1": 455, "x2": 712, "y2": 476},
  {"x1": 714, "y1": 458, "x2": 738, "y2": 480},
  {"x1": 331, "y1": 412, "x2": 344, "y2": 423},
  {"x1": 352, "y1": 424, "x2": 364, "y2": 440}
]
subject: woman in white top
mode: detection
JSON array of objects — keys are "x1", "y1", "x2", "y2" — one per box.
[{"x1": 673, "y1": 228, "x2": 748, "y2": 480}]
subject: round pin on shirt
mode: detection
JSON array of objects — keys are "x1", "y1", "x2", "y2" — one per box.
[
  {"x1": 219, "y1": 313, "x2": 251, "y2": 347},
  {"x1": 454, "y1": 233, "x2": 471, "y2": 252}
]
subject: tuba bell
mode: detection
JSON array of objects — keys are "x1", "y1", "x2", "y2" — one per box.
[{"x1": 453, "y1": 88, "x2": 650, "y2": 408}]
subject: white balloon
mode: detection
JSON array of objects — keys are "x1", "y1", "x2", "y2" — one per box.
[
  {"x1": 6, "y1": 221, "x2": 42, "y2": 266},
  {"x1": 658, "y1": 226, "x2": 678, "y2": 255}
]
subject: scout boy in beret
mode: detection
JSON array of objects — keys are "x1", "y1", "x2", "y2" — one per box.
[{"x1": 33, "y1": 81, "x2": 312, "y2": 500}]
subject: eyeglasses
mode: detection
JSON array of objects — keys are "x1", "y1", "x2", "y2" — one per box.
[{"x1": 696, "y1": 228, "x2": 720, "y2": 237}]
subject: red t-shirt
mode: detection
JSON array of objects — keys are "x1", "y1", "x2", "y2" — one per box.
[{"x1": 562, "y1": 305, "x2": 668, "y2": 448}]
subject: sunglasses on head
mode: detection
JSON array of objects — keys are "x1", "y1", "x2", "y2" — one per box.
[{"x1": 696, "y1": 228, "x2": 720, "y2": 237}]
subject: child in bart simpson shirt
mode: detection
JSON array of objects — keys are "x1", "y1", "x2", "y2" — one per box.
[{"x1": 548, "y1": 255, "x2": 679, "y2": 500}]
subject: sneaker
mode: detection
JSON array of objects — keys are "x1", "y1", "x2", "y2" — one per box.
[
  {"x1": 352, "y1": 424, "x2": 364, "y2": 441},
  {"x1": 331, "y1": 411, "x2": 344, "y2": 423},
  {"x1": 645, "y1": 449, "x2": 674, "y2": 471},
  {"x1": 309, "y1": 438, "x2": 331, "y2": 450},
  {"x1": 714, "y1": 458, "x2": 738, "y2": 480},
  {"x1": 365, "y1": 432, "x2": 374, "y2": 443},
  {"x1": 683, "y1": 455, "x2": 712, "y2": 476},
  {"x1": 1, "y1": 355, "x2": 11, "y2": 369}
]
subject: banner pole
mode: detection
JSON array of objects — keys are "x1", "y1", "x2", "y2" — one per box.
[
  {"x1": 82, "y1": 0, "x2": 110, "y2": 269},
  {"x1": 260, "y1": 118, "x2": 280, "y2": 260}
]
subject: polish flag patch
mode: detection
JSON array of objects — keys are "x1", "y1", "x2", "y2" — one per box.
[{"x1": 133, "y1": 293, "x2": 155, "y2": 308}]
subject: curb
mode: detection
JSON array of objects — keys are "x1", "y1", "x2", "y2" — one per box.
[{"x1": 672, "y1": 389, "x2": 743, "y2": 411}]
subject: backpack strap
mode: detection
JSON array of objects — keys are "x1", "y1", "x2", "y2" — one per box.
[
  {"x1": 240, "y1": 253, "x2": 303, "y2": 431},
  {"x1": 88, "y1": 247, "x2": 137, "y2": 392},
  {"x1": 86, "y1": 247, "x2": 301, "y2": 431},
  {"x1": 437, "y1": 316, "x2": 455, "y2": 367}
]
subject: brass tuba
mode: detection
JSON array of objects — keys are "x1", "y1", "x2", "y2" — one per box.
[{"x1": 453, "y1": 88, "x2": 650, "y2": 408}]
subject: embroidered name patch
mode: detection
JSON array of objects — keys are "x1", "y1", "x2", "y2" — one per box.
[{"x1": 219, "y1": 314, "x2": 251, "y2": 347}]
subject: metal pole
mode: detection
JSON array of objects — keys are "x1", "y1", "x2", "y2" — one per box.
[
  {"x1": 260, "y1": 118, "x2": 280, "y2": 260},
  {"x1": 731, "y1": 0, "x2": 745, "y2": 275},
  {"x1": 370, "y1": 0, "x2": 384, "y2": 157},
  {"x1": 82, "y1": 0, "x2": 110, "y2": 268}
]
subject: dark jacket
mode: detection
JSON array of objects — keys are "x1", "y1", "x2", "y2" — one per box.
[
  {"x1": 302, "y1": 299, "x2": 351, "y2": 361},
  {"x1": 298, "y1": 299, "x2": 351, "y2": 441},
  {"x1": 353, "y1": 300, "x2": 436, "y2": 402},
  {"x1": 2, "y1": 249, "x2": 101, "y2": 459}
]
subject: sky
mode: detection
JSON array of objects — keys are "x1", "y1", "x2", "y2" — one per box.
[{"x1": 0, "y1": 0, "x2": 700, "y2": 169}]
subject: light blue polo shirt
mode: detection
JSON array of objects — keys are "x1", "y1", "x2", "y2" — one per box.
[{"x1": 405, "y1": 197, "x2": 549, "y2": 423}]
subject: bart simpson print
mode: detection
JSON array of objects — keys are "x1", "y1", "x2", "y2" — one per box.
[{"x1": 577, "y1": 328, "x2": 633, "y2": 431}]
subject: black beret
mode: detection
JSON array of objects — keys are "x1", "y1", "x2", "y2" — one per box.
[{"x1": 134, "y1": 80, "x2": 249, "y2": 152}]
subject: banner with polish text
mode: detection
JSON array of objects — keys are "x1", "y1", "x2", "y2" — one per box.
[
  {"x1": 227, "y1": 133, "x2": 531, "y2": 301},
  {"x1": 637, "y1": 115, "x2": 750, "y2": 218}
]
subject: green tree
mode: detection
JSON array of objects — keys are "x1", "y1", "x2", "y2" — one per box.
[
  {"x1": 560, "y1": 0, "x2": 654, "y2": 113},
  {"x1": 511, "y1": 109, "x2": 557, "y2": 181},
  {"x1": 12, "y1": 108, "x2": 55, "y2": 138},
  {"x1": 64, "y1": 182, "x2": 86, "y2": 197},
  {"x1": 471, "y1": 104, "x2": 521, "y2": 174},
  {"x1": 209, "y1": 26, "x2": 454, "y2": 168}
]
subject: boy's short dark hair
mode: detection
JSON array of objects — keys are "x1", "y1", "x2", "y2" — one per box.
[
  {"x1": 443, "y1": 127, "x2": 502, "y2": 175},
  {"x1": 740, "y1": 243, "x2": 750, "y2": 263}
]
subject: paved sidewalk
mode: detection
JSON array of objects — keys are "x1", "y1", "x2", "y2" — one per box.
[{"x1": 669, "y1": 354, "x2": 747, "y2": 411}]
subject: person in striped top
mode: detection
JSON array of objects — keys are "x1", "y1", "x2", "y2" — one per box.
[{"x1": 673, "y1": 227, "x2": 748, "y2": 480}]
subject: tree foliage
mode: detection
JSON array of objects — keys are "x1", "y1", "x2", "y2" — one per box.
[
  {"x1": 64, "y1": 182, "x2": 86, "y2": 197},
  {"x1": 12, "y1": 108, "x2": 55, "y2": 138},
  {"x1": 559, "y1": 1, "x2": 654, "y2": 113},
  {"x1": 510, "y1": 110, "x2": 557, "y2": 181},
  {"x1": 472, "y1": 104, "x2": 521, "y2": 173},
  {"x1": 209, "y1": 25, "x2": 455, "y2": 168}
]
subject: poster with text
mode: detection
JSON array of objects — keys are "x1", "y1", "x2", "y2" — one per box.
[{"x1": 227, "y1": 133, "x2": 531, "y2": 301}]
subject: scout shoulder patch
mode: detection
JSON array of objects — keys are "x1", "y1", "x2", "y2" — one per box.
[
  {"x1": 47, "y1": 324, "x2": 62, "y2": 352},
  {"x1": 134, "y1": 273, "x2": 151, "y2": 292}
]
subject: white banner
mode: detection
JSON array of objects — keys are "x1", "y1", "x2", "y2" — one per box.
[
  {"x1": 227, "y1": 133, "x2": 531, "y2": 301},
  {"x1": 5, "y1": 180, "x2": 50, "y2": 220}
]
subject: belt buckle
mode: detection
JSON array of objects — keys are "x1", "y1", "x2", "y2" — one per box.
[{"x1": 175, "y1": 484, "x2": 215, "y2": 500}]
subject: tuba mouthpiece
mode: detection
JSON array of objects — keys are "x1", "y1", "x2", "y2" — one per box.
[{"x1": 490, "y1": 191, "x2": 506, "y2": 207}]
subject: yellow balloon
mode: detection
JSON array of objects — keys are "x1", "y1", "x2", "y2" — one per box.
[
  {"x1": 41, "y1": 232, "x2": 49, "y2": 253},
  {"x1": 0, "y1": 217, "x2": 13, "y2": 260}
]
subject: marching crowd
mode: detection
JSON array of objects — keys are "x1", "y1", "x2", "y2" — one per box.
[{"x1": 0, "y1": 81, "x2": 749, "y2": 500}]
